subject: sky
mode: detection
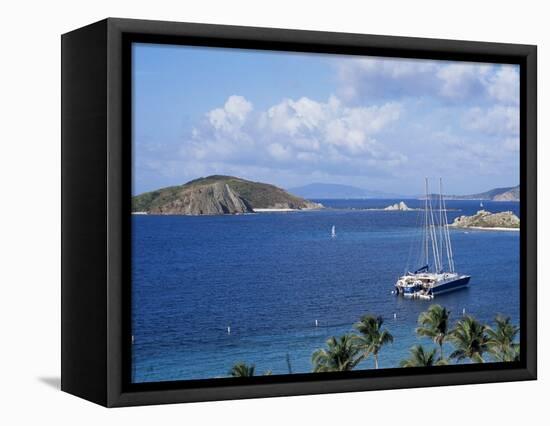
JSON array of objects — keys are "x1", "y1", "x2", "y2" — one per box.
[{"x1": 132, "y1": 43, "x2": 520, "y2": 196}]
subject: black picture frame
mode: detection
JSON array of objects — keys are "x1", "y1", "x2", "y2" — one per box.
[{"x1": 61, "y1": 17, "x2": 537, "y2": 407}]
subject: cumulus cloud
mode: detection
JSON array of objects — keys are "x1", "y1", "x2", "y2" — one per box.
[
  {"x1": 460, "y1": 105, "x2": 519, "y2": 155},
  {"x1": 259, "y1": 96, "x2": 401, "y2": 156},
  {"x1": 485, "y1": 66, "x2": 520, "y2": 104},
  {"x1": 207, "y1": 95, "x2": 253, "y2": 133},
  {"x1": 337, "y1": 57, "x2": 519, "y2": 105},
  {"x1": 463, "y1": 106, "x2": 519, "y2": 136},
  {"x1": 183, "y1": 94, "x2": 405, "y2": 176},
  {"x1": 337, "y1": 57, "x2": 439, "y2": 101},
  {"x1": 437, "y1": 63, "x2": 490, "y2": 99}
]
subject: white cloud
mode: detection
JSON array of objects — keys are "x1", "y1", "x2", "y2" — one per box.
[
  {"x1": 263, "y1": 97, "x2": 328, "y2": 136},
  {"x1": 337, "y1": 57, "x2": 519, "y2": 105},
  {"x1": 184, "y1": 94, "x2": 405, "y2": 176},
  {"x1": 436, "y1": 63, "x2": 490, "y2": 99},
  {"x1": 267, "y1": 143, "x2": 293, "y2": 161},
  {"x1": 485, "y1": 66, "x2": 519, "y2": 104},
  {"x1": 337, "y1": 57, "x2": 439, "y2": 101},
  {"x1": 460, "y1": 105, "x2": 519, "y2": 155},
  {"x1": 260, "y1": 96, "x2": 401, "y2": 156},
  {"x1": 207, "y1": 95, "x2": 253, "y2": 133},
  {"x1": 187, "y1": 95, "x2": 255, "y2": 163},
  {"x1": 463, "y1": 105, "x2": 519, "y2": 136}
]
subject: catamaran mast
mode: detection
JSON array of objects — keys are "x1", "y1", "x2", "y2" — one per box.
[
  {"x1": 424, "y1": 178, "x2": 429, "y2": 269},
  {"x1": 428, "y1": 181, "x2": 442, "y2": 273},
  {"x1": 440, "y1": 178, "x2": 455, "y2": 272},
  {"x1": 439, "y1": 178, "x2": 444, "y2": 264}
]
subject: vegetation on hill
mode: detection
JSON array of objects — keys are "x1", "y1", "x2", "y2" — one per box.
[
  {"x1": 451, "y1": 210, "x2": 520, "y2": 229},
  {"x1": 132, "y1": 175, "x2": 322, "y2": 215}
]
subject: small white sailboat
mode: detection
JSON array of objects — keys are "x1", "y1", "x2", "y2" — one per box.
[
  {"x1": 480, "y1": 201, "x2": 484, "y2": 208},
  {"x1": 331, "y1": 225, "x2": 336, "y2": 238}
]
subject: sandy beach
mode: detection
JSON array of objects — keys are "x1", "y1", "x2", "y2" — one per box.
[{"x1": 253, "y1": 208, "x2": 298, "y2": 212}]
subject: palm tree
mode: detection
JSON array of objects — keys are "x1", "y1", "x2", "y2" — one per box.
[
  {"x1": 400, "y1": 345, "x2": 442, "y2": 367},
  {"x1": 449, "y1": 315, "x2": 489, "y2": 363},
  {"x1": 486, "y1": 315, "x2": 520, "y2": 362},
  {"x1": 229, "y1": 362, "x2": 256, "y2": 377},
  {"x1": 353, "y1": 315, "x2": 394, "y2": 369},
  {"x1": 312, "y1": 334, "x2": 362, "y2": 372},
  {"x1": 416, "y1": 304, "x2": 451, "y2": 361}
]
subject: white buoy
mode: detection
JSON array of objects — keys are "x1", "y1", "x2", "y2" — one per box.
[
  {"x1": 462, "y1": 308, "x2": 466, "y2": 316},
  {"x1": 227, "y1": 326, "x2": 231, "y2": 335},
  {"x1": 393, "y1": 313, "x2": 397, "y2": 320},
  {"x1": 315, "y1": 319, "x2": 319, "y2": 327}
]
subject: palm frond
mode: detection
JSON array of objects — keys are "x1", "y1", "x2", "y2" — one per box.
[
  {"x1": 449, "y1": 315, "x2": 489, "y2": 363},
  {"x1": 311, "y1": 334, "x2": 362, "y2": 373},
  {"x1": 486, "y1": 315, "x2": 520, "y2": 362},
  {"x1": 229, "y1": 362, "x2": 256, "y2": 377},
  {"x1": 399, "y1": 345, "x2": 438, "y2": 368},
  {"x1": 354, "y1": 314, "x2": 393, "y2": 368}
]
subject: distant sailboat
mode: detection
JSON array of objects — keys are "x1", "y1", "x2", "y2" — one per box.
[
  {"x1": 331, "y1": 225, "x2": 336, "y2": 238},
  {"x1": 480, "y1": 201, "x2": 484, "y2": 208}
]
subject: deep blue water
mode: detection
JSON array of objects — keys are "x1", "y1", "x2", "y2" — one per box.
[{"x1": 131, "y1": 199, "x2": 520, "y2": 383}]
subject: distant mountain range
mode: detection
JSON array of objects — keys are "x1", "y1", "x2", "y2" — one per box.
[
  {"x1": 288, "y1": 183, "x2": 404, "y2": 199},
  {"x1": 289, "y1": 182, "x2": 519, "y2": 202},
  {"x1": 425, "y1": 185, "x2": 520, "y2": 201}
]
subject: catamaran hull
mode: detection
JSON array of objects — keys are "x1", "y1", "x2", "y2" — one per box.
[{"x1": 431, "y1": 275, "x2": 471, "y2": 295}]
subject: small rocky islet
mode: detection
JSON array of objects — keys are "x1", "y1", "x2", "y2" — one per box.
[
  {"x1": 383, "y1": 201, "x2": 414, "y2": 211},
  {"x1": 450, "y1": 210, "x2": 520, "y2": 229}
]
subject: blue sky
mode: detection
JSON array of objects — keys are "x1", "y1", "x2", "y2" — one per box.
[{"x1": 132, "y1": 43, "x2": 519, "y2": 196}]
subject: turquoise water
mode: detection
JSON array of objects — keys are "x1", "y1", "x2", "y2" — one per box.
[{"x1": 131, "y1": 199, "x2": 520, "y2": 383}]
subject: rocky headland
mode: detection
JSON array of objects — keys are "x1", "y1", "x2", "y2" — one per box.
[{"x1": 132, "y1": 175, "x2": 323, "y2": 215}]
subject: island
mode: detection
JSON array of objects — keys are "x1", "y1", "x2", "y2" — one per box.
[
  {"x1": 132, "y1": 175, "x2": 323, "y2": 215},
  {"x1": 384, "y1": 201, "x2": 414, "y2": 211},
  {"x1": 450, "y1": 210, "x2": 520, "y2": 230},
  {"x1": 422, "y1": 185, "x2": 519, "y2": 202}
]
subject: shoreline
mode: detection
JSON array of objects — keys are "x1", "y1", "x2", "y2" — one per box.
[
  {"x1": 253, "y1": 208, "x2": 298, "y2": 212},
  {"x1": 450, "y1": 226, "x2": 519, "y2": 232},
  {"x1": 253, "y1": 207, "x2": 322, "y2": 213},
  {"x1": 131, "y1": 208, "x2": 323, "y2": 215}
]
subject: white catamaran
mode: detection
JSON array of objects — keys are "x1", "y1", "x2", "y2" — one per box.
[{"x1": 394, "y1": 178, "x2": 470, "y2": 299}]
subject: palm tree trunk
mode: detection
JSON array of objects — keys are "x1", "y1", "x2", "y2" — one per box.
[
  {"x1": 374, "y1": 354, "x2": 379, "y2": 369},
  {"x1": 439, "y1": 342, "x2": 444, "y2": 360}
]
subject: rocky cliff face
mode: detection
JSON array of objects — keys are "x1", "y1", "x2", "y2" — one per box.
[
  {"x1": 132, "y1": 175, "x2": 322, "y2": 215},
  {"x1": 148, "y1": 182, "x2": 253, "y2": 215},
  {"x1": 450, "y1": 210, "x2": 520, "y2": 229},
  {"x1": 493, "y1": 187, "x2": 520, "y2": 201}
]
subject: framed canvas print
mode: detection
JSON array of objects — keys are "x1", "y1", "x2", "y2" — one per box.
[{"x1": 61, "y1": 18, "x2": 537, "y2": 407}]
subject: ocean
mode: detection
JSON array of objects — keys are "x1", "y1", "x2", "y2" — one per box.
[{"x1": 131, "y1": 199, "x2": 520, "y2": 383}]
